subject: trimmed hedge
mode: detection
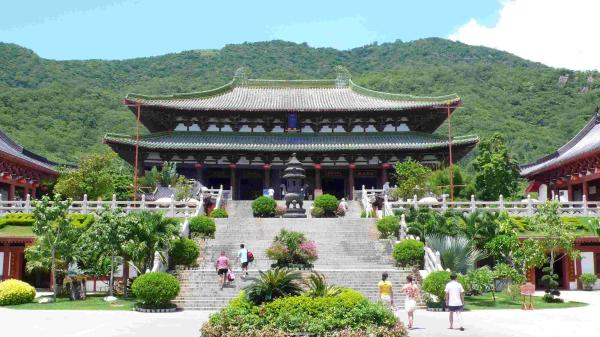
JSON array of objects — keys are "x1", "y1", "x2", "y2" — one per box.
[
  {"x1": 252, "y1": 196, "x2": 277, "y2": 217},
  {"x1": 376, "y1": 216, "x2": 400, "y2": 238},
  {"x1": 131, "y1": 272, "x2": 180, "y2": 308},
  {"x1": 313, "y1": 194, "x2": 339, "y2": 216},
  {"x1": 189, "y1": 216, "x2": 216, "y2": 237},
  {"x1": 392, "y1": 239, "x2": 424, "y2": 267},
  {"x1": 422, "y1": 271, "x2": 467, "y2": 304},
  {"x1": 310, "y1": 206, "x2": 325, "y2": 218},
  {"x1": 0, "y1": 279, "x2": 36, "y2": 306},
  {"x1": 169, "y1": 238, "x2": 200, "y2": 267},
  {"x1": 0, "y1": 213, "x2": 34, "y2": 228},
  {"x1": 209, "y1": 208, "x2": 228, "y2": 218}
]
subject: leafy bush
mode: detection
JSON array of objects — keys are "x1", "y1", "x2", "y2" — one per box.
[
  {"x1": 209, "y1": 208, "x2": 228, "y2": 218},
  {"x1": 169, "y1": 238, "x2": 200, "y2": 267},
  {"x1": 314, "y1": 194, "x2": 339, "y2": 216},
  {"x1": 131, "y1": 272, "x2": 180, "y2": 308},
  {"x1": 202, "y1": 288, "x2": 402, "y2": 336},
  {"x1": 426, "y1": 235, "x2": 481, "y2": 274},
  {"x1": 304, "y1": 272, "x2": 341, "y2": 298},
  {"x1": 465, "y1": 266, "x2": 494, "y2": 295},
  {"x1": 244, "y1": 268, "x2": 303, "y2": 305},
  {"x1": 376, "y1": 216, "x2": 400, "y2": 238},
  {"x1": 0, "y1": 279, "x2": 36, "y2": 306},
  {"x1": 252, "y1": 196, "x2": 277, "y2": 217},
  {"x1": 392, "y1": 239, "x2": 424, "y2": 267},
  {"x1": 360, "y1": 210, "x2": 373, "y2": 218},
  {"x1": 421, "y1": 271, "x2": 467, "y2": 303},
  {"x1": 189, "y1": 215, "x2": 216, "y2": 237},
  {"x1": 266, "y1": 229, "x2": 318, "y2": 268},
  {"x1": 310, "y1": 206, "x2": 325, "y2": 218},
  {"x1": 580, "y1": 272, "x2": 598, "y2": 287},
  {"x1": 68, "y1": 214, "x2": 95, "y2": 228},
  {"x1": 0, "y1": 213, "x2": 34, "y2": 228}
]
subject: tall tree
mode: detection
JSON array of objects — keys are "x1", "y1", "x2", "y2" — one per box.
[
  {"x1": 29, "y1": 194, "x2": 77, "y2": 301},
  {"x1": 391, "y1": 159, "x2": 432, "y2": 199},
  {"x1": 82, "y1": 206, "x2": 130, "y2": 297},
  {"x1": 471, "y1": 133, "x2": 521, "y2": 200}
]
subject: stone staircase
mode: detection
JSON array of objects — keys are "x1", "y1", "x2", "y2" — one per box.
[{"x1": 174, "y1": 202, "x2": 413, "y2": 310}]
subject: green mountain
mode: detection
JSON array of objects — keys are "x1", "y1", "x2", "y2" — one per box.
[{"x1": 0, "y1": 39, "x2": 598, "y2": 165}]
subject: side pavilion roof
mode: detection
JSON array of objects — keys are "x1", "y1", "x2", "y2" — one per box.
[
  {"x1": 521, "y1": 112, "x2": 600, "y2": 177},
  {"x1": 0, "y1": 129, "x2": 58, "y2": 175}
]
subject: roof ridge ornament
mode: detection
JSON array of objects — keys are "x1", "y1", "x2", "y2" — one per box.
[
  {"x1": 335, "y1": 66, "x2": 351, "y2": 88},
  {"x1": 234, "y1": 67, "x2": 250, "y2": 86}
]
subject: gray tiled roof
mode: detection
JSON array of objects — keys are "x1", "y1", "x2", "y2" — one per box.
[
  {"x1": 104, "y1": 132, "x2": 479, "y2": 152},
  {"x1": 0, "y1": 129, "x2": 58, "y2": 173},
  {"x1": 521, "y1": 114, "x2": 600, "y2": 177}
]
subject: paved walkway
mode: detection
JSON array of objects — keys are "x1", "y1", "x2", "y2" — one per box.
[{"x1": 2, "y1": 291, "x2": 599, "y2": 337}]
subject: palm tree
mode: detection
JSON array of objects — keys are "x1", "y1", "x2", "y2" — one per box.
[
  {"x1": 244, "y1": 268, "x2": 303, "y2": 305},
  {"x1": 304, "y1": 272, "x2": 341, "y2": 298},
  {"x1": 426, "y1": 235, "x2": 481, "y2": 274}
]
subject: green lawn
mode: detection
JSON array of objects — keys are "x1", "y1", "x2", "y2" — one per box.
[
  {"x1": 5, "y1": 294, "x2": 136, "y2": 311},
  {"x1": 464, "y1": 292, "x2": 587, "y2": 310},
  {"x1": 0, "y1": 225, "x2": 34, "y2": 237}
]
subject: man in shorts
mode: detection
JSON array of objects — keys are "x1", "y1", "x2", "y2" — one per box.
[
  {"x1": 237, "y1": 243, "x2": 249, "y2": 279},
  {"x1": 445, "y1": 273, "x2": 465, "y2": 331},
  {"x1": 215, "y1": 251, "x2": 230, "y2": 290}
]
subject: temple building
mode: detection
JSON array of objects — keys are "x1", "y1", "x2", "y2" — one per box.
[
  {"x1": 0, "y1": 129, "x2": 58, "y2": 201},
  {"x1": 105, "y1": 67, "x2": 478, "y2": 200},
  {"x1": 521, "y1": 109, "x2": 600, "y2": 201}
]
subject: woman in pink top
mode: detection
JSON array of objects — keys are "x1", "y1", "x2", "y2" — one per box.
[
  {"x1": 401, "y1": 275, "x2": 420, "y2": 329},
  {"x1": 215, "y1": 251, "x2": 230, "y2": 289}
]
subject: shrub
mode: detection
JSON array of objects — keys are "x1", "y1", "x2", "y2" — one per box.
[
  {"x1": 360, "y1": 210, "x2": 373, "y2": 218},
  {"x1": 376, "y1": 216, "x2": 400, "y2": 238},
  {"x1": 310, "y1": 206, "x2": 325, "y2": 218},
  {"x1": 209, "y1": 208, "x2": 228, "y2": 218},
  {"x1": 189, "y1": 215, "x2": 216, "y2": 237},
  {"x1": 465, "y1": 266, "x2": 494, "y2": 295},
  {"x1": 0, "y1": 279, "x2": 36, "y2": 306},
  {"x1": 169, "y1": 238, "x2": 200, "y2": 267},
  {"x1": 252, "y1": 196, "x2": 277, "y2": 217},
  {"x1": 314, "y1": 194, "x2": 339, "y2": 216},
  {"x1": 131, "y1": 272, "x2": 180, "y2": 308},
  {"x1": 274, "y1": 205, "x2": 286, "y2": 217},
  {"x1": 68, "y1": 214, "x2": 95, "y2": 228},
  {"x1": 421, "y1": 271, "x2": 467, "y2": 303},
  {"x1": 581, "y1": 272, "x2": 598, "y2": 287},
  {"x1": 266, "y1": 229, "x2": 318, "y2": 267},
  {"x1": 392, "y1": 239, "x2": 424, "y2": 267},
  {"x1": 201, "y1": 288, "x2": 401, "y2": 336},
  {"x1": 0, "y1": 213, "x2": 34, "y2": 228},
  {"x1": 244, "y1": 268, "x2": 303, "y2": 305}
]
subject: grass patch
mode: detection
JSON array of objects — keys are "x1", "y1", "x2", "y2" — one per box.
[
  {"x1": 464, "y1": 292, "x2": 587, "y2": 310},
  {"x1": 5, "y1": 294, "x2": 136, "y2": 311},
  {"x1": 0, "y1": 225, "x2": 34, "y2": 237}
]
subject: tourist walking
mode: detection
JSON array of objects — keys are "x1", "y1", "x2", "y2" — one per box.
[
  {"x1": 445, "y1": 273, "x2": 465, "y2": 331},
  {"x1": 237, "y1": 243, "x2": 249, "y2": 279},
  {"x1": 215, "y1": 251, "x2": 230, "y2": 290},
  {"x1": 377, "y1": 272, "x2": 394, "y2": 309},
  {"x1": 401, "y1": 275, "x2": 420, "y2": 329}
]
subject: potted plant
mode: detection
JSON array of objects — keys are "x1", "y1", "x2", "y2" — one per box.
[{"x1": 580, "y1": 273, "x2": 598, "y2": 291}]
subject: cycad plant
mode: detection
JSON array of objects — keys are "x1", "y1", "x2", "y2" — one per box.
[
  {"x1": 244, "y1": 268, "x2": 303, "y2": 305},
  {"x1": 304, "y1": 272, "x2": 341, "y2": 298},
  {"x1": 426, "y1": 234, "x2": 481, "y2": 274}
]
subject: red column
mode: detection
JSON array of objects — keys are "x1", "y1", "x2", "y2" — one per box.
[
  {"x1": 2, "y1": 248, "x2": 9, "y2": 281},
  {"x1": 31, "y1": 187, "x2": 36, "y2": 199},
  {"x1": 229, "y1": 164, "x2": 237, "y2": 200},
  {"x1": 8, "y1": 183, "x2": 15, "y2": 201},
  {"x1": 314, "y1": 164, "x2": 322, "y2": 197},
  {"x1": 583, "y1": 180, "x2": 589, "y2": 199},
  {"x1": 263, "y1": 164, "x2": 272, "y2": 189},
  {"x1": 567, "y1": 184, "x2": 574, "y2": 201},
  {"x1": 381, "y1": 163, "x2": 391, "y2": 187},
  {"x1": 22, "y1": 187, "x2": 29, "y2": 200},
  {"x1": 348, "y1": 163, "x2": 355, "y2": 200},
  {"x1": 194, "y1": 163, "x2": 204, "y2": 185}
]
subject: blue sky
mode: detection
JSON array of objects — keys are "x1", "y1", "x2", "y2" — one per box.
[{"x1": 0, "y1": 0, "x2": 502, "y2": 60}]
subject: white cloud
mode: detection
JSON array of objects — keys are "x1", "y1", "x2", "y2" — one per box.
[{"x1": 449, "y1": 0, "x2": 600, "y2": 71}]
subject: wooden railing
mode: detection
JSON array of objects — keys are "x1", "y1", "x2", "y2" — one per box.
[{"x1": 385, "y1": 194, "x2": 600, "y2": 217}]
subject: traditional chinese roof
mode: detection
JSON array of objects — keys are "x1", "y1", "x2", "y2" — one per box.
[
  {"x1": 521, "y1": 112, "x2": 600, "y2": 177},
  {"x1": 104, "y1": 131, "x2": 478, "y2": 154},
  {"x1": 0, "y1": 129, "x2": 58, "y2": 175},
  {"x1": 124, "y1": 67, "x2": 460, "y2": 113}
]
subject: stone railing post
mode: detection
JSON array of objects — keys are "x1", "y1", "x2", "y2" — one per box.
[
  {"x1": 499, "y1": 194, "x2": 504, "y2": 211},
  {"x1": 413, "y1": 194, "x2": 418, "y2": 209},
  {"x1": 140, "y1": 194, "x2": 146, "y2": 211},
  {"x1": 470, "y1": 195, "x2": 476, "y2": 213},
  {"x1": 527, "y1": 194, "x2": 533, "y2": 216},
  {"x1": 169, "y1": 194, "x2": 176, "y2": 217},
  {"x1": 82, "y1": 194, "x2": 88, "y2": 214},
  {"x1": 24, "y1": 194, "x2": 31, "y2": 213},
  {"x1": 399, "y1": 214, "x2": 407, "y2": 240},
  {"x1": 583, "y1": 194, "x2": 589, "y2": 216},
  {"x1": 441, "y1": 194, "x2": 447, "y2": 211},
  {"x1": 111, "y1": 194, "x2": 117, "y2": 210}
]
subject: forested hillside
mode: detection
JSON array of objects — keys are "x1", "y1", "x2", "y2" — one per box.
[{"x1": 0, "y1": 38, "x2": 598, "y2": 165}]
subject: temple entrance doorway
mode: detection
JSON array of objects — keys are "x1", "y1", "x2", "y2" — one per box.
[
  {"x1": 239, "y1": 169, "x2": 263, "y2": 200},
  {"x1": 205, "y1": 169, "x2": 230, "y2": 190},
  {"x1": 322, "y1": 170, "x2": 346, "y2": 199}
]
